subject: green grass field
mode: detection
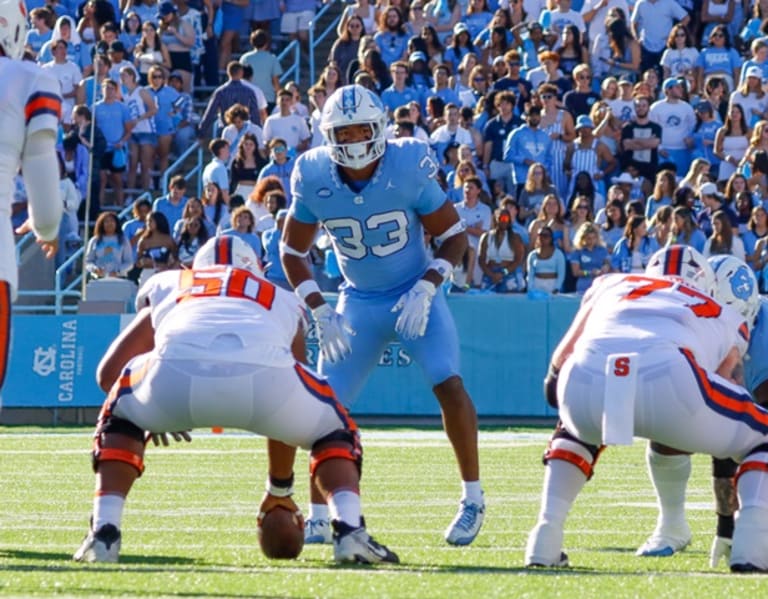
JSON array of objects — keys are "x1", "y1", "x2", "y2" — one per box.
[{"x1": 0, "y1": 426, "x2": 764, "y2": 598}]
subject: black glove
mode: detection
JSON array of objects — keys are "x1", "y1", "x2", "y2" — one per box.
[{"x1": 544, "y1": 363, "x2": 559, "y2": 409}]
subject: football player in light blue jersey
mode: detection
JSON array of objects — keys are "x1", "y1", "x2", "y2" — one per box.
[
  {"x1": 281, "y1": 84, "x2": 485, "y2": 547},
  {"x1": 639, "y1": 256, "x2": 765, "y2": 569}
]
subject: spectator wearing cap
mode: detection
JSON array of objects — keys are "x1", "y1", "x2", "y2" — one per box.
[
  {"x1": 696, "y1": 181, "x2": 738, "y2": 238},
  {"x1": 406, "y1": 51, "x2": 432, "y2": 93},
  {"x1": 566, "y1": 114, "x2": 617, "y2": 196},
  {"x1": 381, "y1": 61, "x2": 422, "y2": 116},
  {"x1": 198, "y1": 61, "x2": 263, "y2": 137},
  {"x1": 241, "y1": 29, "x2": 284, "y2": 110},
  {"x1": 504, "y1": 105, "x2": 553, "y2": 193},
  {"x1": 691, "y1": 100, "x2": 721, "y2": 175},
  {"x1": 660, "y1": 24, "x2": 699, "y2": 80},
  {"x1": 489, "y1": 55, "x2": 508, "y2": 83},
  {"x1": 428, "y1": 63, "x2": 461, "y2": 106},
  {"x1": 445, "y1": 22, "x2": 476, "y2": 75},
  {"x1": 563, "y1": 63, "x2": 600, "y2": 118},
  {"x1": 731, "y1": 66, "x2": 768, "y2": 129},
  {"x1": 430, "y1": 103, "x2": 475, "y2": 166},
  {"x1": 650, "y1": 77, "x2": 696, "y2": 175},
  {"x1": 607, "y1": 77, "x2": 636, "y2": 123},
  {"x1": 257, "y1": 139, "x2": 294, "y2": 205},
  {"x1": 107, "y1": 40, "x2": 138, "y2": 83},
  {"x1": 157, "y1": 1, "x2": 195, "y2": 93},
  {"x1": 374, "y1": 7, "x2": 409, "y2": 67},
  {"x1": 491, "y1": 49, "x2": 532, "y2": 112},
  {"x1": 695, "y1": 25, "x2": 741, "y2": 94},
  {"x1": 739, "y1": 38, "x2": 768, "y2": 88},
  {"x1": 630, "y1": 0, "x2": 689, "y2": 73},
  {"x1": 133, "y1": 20, "x2": 171, "y2": 86},
  {"x1": 328, "y1": 17, "x2": 365, "y2": 86},
  {"x1": 42, "y1": 39, "x2": 83, "y2": 130},
  {"x1": 262, "y1": 88, "x2": 311, "y2": 154},
  {"x1": 147, "y1": 66, "x2": 181, "y2": 177}
]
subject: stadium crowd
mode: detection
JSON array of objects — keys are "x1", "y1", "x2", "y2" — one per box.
[{"x1": 17, "y1": 0, "x2": 768, "y2": 296}]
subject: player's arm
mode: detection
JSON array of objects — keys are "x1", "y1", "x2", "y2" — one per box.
[
  {"x1": 716, "y1": 346, "x2": 744, "y2": 385},
  {"x1": 280, "y1": 216, "x2": 322, "y2": 308},
  {"x1": 419, "y1": 200, "x2": 468, "y2": 287},
  {"x1": 16, "y1": 129, "x2": 63, "y2": 258},
  {"x1": 551, "y1": 290, "x2": 597, "y2": 371},
  {"x1": 96, "y1": 307, "x2": 156, "y2": 392}
]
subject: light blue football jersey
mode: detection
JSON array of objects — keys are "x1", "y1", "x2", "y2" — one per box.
[
  {"x1": 746, "y1": 298, "x2": 768, "y2": 394},
  {"x1": 290, "y1": 138, "x2": 446, "y2": 297}
]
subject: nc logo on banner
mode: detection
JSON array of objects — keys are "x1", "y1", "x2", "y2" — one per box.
[{"x1": 32, "y1": 346, "x2": 57, "y2": 377}]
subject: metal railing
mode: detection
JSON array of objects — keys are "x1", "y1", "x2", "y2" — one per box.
[
  {"x1": 277, "y1": 39, "x2": 301, "y2": 85},
  {"x1": 308, "y1": 0, "x2": 342, "y2": 86},
  {"x1": 161, "y1": 141, "x2": 204, "y2": 196}
]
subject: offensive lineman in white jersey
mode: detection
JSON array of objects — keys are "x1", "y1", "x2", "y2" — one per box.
[
  {"x1": 73, "y1": 236, "x2": 398, "y2": 565},
  {"x1": 526, "y1": 245, "x2": 768, "y2": 571},
  {"x1": 0, "y1": 0, "x2": 63, "y2": 395}
]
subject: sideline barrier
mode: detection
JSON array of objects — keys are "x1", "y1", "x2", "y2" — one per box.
[{"x1": 3, "y1": 295, "x2": 580, "y2": 415}]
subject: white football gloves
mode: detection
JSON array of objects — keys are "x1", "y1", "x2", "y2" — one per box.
[
  {"x1": 709, "y1": 535, "x2": 732, "y2": 568},
  {"x1": 392, "y1": 279, "x2": 437, "y2": 340},
  {"x1": 312, "y1": 303, "x2": 354, "y2": 364}
]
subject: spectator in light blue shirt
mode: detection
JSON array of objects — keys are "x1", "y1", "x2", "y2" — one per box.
[
  {"x1": 153, "y1": 175, "x2": 189, "y2": 228},
  {"x1": 503, "y1": 106, "x2": 553, "y2": 189}
]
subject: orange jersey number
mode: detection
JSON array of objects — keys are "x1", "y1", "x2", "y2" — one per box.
[
  {"x1": 621, "y1": 275, "x2": 721, "y2": 318},
  {"x1": 177, "y1": 267, "x2": 276, "y2": 310}
]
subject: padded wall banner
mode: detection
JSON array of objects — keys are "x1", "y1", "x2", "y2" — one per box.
[
  {"x1": 3, "y1": 295, "x2": 580, "y2": 415},
  {"x1": 4, "y1": 315, "x2": 121, "y2": 408}
]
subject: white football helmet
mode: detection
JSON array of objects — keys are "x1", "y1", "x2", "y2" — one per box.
[
  {"x1": 0, "y1": 0, "x2": 28, "y2": 59},
  {"x1": 645, "y1": 245, "x2": 716, "y2": 295},
  {"x1": 708, "y1": 255, "x2": 760, "y2": 328},
  {"x1": 193, "y1": 235, "x2": 263, "y2": 276},
  {"x1": 320, "y1": 84, "x2": 387, "y2": 169}
]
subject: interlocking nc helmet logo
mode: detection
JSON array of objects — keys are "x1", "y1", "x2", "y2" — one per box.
[
  {"x1": 731, "y1": 265, "x2": 755, "y2": 300},
  {"x1": 32, "y1": 346, "x2": 57, "y2": 377}
]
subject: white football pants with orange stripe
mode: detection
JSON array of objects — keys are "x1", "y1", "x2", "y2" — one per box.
[{"x1": 102, "y1": 353, "x2": 355, "y2": 449}]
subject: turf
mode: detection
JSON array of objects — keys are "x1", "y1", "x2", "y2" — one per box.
[{"x1": 0, "y1": 427, "x2": 764, "y2": 598}]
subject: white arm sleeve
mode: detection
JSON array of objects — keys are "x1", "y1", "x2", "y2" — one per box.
[{"x1": 21, "y1": 129, "x2": 62, "y2": 242}]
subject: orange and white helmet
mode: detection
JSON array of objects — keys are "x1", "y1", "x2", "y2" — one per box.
[
  {"x1": 0, "y1": 0, "x2": 28, "y2": 59},
  {"x1": 645, "y1": 245, "x2": 716, "y2": 296},
  {"x1": 192, "y1": 235, "x2": 263, "y2": 276}
]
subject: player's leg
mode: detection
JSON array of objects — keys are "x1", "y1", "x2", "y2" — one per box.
[
  {"x1": 636, "y1": 441, "x2": 693, "y2": 557},
  {"x1": 731, "y1": 445, "x2": 768, "y2": 572},
  {"x1": 710, "y1": 457, "x2": 738, "y2": 567},
  {"x1": 525, "y1": 421, "x2": 603, "y2": 567},
  {"x1": 261, "y1": 362, "x2": 398, "y2": 563},
  {"x1": 306, "y1": 293, "x2": 391, "y2": 543},
  {"x1": 0, "y1": 280, "x2": 10, "y2": 393},
  {"x1": 402, "y1": 292, "x2": 483, "y2": 545}
]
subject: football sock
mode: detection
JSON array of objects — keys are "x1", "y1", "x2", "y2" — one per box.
[
  {"x1": 647, "y1": 448, "x2": 691, "y2": 532},
  {"x1": 93, "y1": 493, "x2": 125, "y2": 530},
  {"x1": 328, "y1": 490, "x2": 361, "y2": 528},
  {"x1": 537, "y1": 459, "x2": 588, "y2": 527},
  {"x1": 308, "y1": 503, "x2": 330, "y2": 522},
  {"x1": 461, "y1": 480, "x2": 484, "y2": 504}
]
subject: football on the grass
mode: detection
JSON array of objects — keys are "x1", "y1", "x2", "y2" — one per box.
[{"x1": 258, "y1": 507, "x2": 304, "y2": 559}]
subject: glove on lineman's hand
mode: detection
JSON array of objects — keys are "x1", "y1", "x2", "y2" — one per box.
[
  {"x1": 257, "y1": 493, "x2": 304, "y2": 529},
  {"x1": 147, "y1": 431, "x2": 192, "y2": 446},
  {"x1": 312, "y1": 303, "x2": 355, "y2": 364},
  {"x1": 391, "y1": 279, "x2": 437, "y2": 340},
  {"x1": 709, "y1": 535, "x2": 732, "y2": 568}
]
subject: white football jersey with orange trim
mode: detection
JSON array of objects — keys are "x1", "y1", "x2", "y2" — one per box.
[
  {"x1": 0, "y1": 56, "x2": 61, "y2": 294},
  {"x1": 576, "y1": 273, "x2": 748, "y2": 371},
  {"x1": 137, "y1": 267, "x2": 307, "y2": 367}
]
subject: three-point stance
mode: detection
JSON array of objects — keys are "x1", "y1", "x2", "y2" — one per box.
[
  {"x1": 74, "y1": 236, "x2": 398, "y2": 565},
  {"x1": 527, "y1": 245, "x2": 768, "y2": 572},
  {"x1": 281, "y1": 85, "x2": 484, "y2": 546}
]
